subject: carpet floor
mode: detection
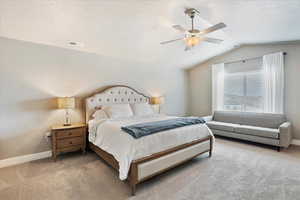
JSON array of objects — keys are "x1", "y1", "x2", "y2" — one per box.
[{"x1": 0, "y1": 138, "x2": 299, "y2": 200}]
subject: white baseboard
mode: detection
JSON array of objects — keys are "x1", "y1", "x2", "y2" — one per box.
[
  {"x1": 0, "y1": 151, "x2": 52, "y2": 169},
  {"x1": 292, "y1": 139, "x2": 300, "y2": 146},
  {"x1": 0, "y1": 139, "x2": 299, "y2": 169}
]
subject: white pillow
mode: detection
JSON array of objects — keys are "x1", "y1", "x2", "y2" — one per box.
[
  {"x1": 92, "y1": 109, "x2": 108, "y2": 120},
  {"x1": 103, "y1": 104, "x2": 133, "y2": 118},
  {"x1": 131, "y1": 103, "x2": 155, "y2": 116}
]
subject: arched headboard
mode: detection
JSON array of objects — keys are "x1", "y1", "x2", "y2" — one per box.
[{"x1": 85, "y1": 85, "x2": 150, "y2": 123}]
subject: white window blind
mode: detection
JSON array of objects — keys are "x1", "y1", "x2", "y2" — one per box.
[{"x1": 223, "y1": 58, "x2": 264, "y2": 112}]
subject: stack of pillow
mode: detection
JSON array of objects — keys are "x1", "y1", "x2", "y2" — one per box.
[{"x1": 92, "y1": 103, "x2": 155, "y2": 120}]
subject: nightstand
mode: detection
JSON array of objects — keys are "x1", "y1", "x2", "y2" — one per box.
[{"x1": 51, "y1": 123, "x2": 87, "y2": 161}]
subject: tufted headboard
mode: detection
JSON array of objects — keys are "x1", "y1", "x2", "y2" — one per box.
[{"x1": 85, "y1": 85, "x2": 150, "y2": 123}]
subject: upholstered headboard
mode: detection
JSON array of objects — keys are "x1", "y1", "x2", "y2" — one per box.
[{"x1": 85, "y1": 85, "x2": 150, "y2": 123}]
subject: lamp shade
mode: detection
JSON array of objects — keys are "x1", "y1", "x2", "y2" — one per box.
[
  {"x1": 57, "y1": 97, "x2": 75, "y2": 109},
  {"x1": 150, "y1": 96, "x2": 163, "y2": 105}
]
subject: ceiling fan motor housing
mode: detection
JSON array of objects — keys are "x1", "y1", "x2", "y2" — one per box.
[
  {"x1": 188, "y1": 29, "x2": 200, "y2": 34},
  {"x1": 184, "y1": 8, "x2": 199, "y2": 18}
]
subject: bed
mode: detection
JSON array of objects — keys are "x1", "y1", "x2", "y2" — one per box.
[{"x1": 85, "y1": 85, "x2": 213, "y2": 195}]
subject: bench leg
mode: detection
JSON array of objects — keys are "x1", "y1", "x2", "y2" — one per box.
[{"x1": 277, "y1": 146, "x2": 281, "y2": 152}]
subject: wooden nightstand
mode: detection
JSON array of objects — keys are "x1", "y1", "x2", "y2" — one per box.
[{"x1": 51, "y1": 123, "x2": 87, "y2": 161}]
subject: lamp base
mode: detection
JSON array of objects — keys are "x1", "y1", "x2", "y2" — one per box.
[{"x1": 63, "y1": 123, "x2": 72, "y2": 126}]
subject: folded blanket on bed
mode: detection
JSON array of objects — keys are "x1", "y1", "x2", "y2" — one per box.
[{"x1": 121, "y1": 117, "x2": 206, "y2": 139}]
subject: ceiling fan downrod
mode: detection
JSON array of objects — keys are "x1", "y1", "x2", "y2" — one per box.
[
  {"x1": 191, "y1": 14, "x2": 194, "y2": 31},
  {"x1": 185, "y1": 8, "x2": 198, "y2": 33}
]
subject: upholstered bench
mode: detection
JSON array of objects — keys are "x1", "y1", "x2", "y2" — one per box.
[{"x1": 205, "y1": 111, "x2": 292, "y2": 151}]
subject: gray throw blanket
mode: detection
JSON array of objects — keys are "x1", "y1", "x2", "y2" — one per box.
[{"x1": 121, "y1": 117, "x2": 205, "y2": 139}]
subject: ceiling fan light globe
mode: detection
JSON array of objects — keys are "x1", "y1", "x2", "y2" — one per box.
[{"x1": 186, "y1": 37, "x2": 200, "y2": 46}]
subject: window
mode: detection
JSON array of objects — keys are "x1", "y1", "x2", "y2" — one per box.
[
  {"x1": 223, "y1": 58, "x2": 264, "y2": 112},
  {"x1": 212, "y1": 52, "x2": 284, "y2": 114}
]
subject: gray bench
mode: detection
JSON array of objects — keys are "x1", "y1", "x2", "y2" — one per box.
[{"x1": 205, "y1": 111, "x2": 292, "y2": 151}]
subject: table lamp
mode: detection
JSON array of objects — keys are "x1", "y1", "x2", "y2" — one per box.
[
  {"x1": 57, "y1": 97, "x2": 75, "y2": 126},
  {"x1": 150, "y1": 96, "x2": 163, "y2": 113}
]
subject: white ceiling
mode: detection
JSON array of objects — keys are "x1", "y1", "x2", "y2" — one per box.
[{"x1": 0, "y1": 0, "x2": 299, "y2": 68}]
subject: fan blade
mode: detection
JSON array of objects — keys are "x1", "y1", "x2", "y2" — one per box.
[
  {"x1": 200, "y1": 23, "x2": 226, "y2": 35},
  {"x1": 202, "y1": 37, "x2": 223, "y2": 44},
  {"x1": 193, "y1": 9, "x2": 201, "y2": 16},
  {"x1": 160, "y1": 38, "x2": 184, "y2": 45},
  {"x1": 172, "y1": 25, "x2": 186, "y2": 33}
]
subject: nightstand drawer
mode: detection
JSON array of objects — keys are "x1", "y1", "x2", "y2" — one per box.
[
  {"x1": 58, "y1": 145, "x2": 83, "y2": 153},
  {"x1": 55, "y1": 128, "x2": 84, "y2": 139},
  {"x1": 57, "y1": 137, "x2": 83, "y2": 148}
]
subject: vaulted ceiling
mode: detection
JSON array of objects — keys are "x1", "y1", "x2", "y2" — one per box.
[{"x1": 0, "y1": 0, "x2": 299, "y2": 68}]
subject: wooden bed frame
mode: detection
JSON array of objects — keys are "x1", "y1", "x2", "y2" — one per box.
[{"x1": 85, "y1": 85, "x2": 213, "y2": 195}]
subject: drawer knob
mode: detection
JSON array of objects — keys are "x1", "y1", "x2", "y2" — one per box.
[
  {"x1": 69, "y1": 141, "x2": 73, "y2": 144},
  {"x1": 68, "y1": 132, "x2": 72, "y2": 135}
]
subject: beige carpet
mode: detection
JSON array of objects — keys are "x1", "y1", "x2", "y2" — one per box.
[{"x1": 0, "y1": 138, "x2": 300, "y2": 200}]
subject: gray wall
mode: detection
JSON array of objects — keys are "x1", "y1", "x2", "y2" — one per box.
[
  {"x1": 187, "y1": 42, "x2": 300, "y2": 140},
  {"x1": 0, "y1": 37, "x2": 188, "y2": 160}
]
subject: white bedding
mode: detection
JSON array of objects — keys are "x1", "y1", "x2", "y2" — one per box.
[{"x1": 88, "y1": 114, "x2": 213, "y2": 180}]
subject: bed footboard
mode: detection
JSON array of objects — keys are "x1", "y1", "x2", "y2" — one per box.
[{"x1": 129, "y1": 136, "x2": 213, "y2": 195}]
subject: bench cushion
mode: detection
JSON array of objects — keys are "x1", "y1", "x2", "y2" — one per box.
[
  {"x1": 212, "y1": 129, "x2": 280, "y2": 146},
  {"x1": 241, "y1": 112, "x2": 286, "y2": 129},
  {"x1": 235, "y1": 125, "x2": 279, "y2": 139},
  {"x1": 213, "y1": 111, "x2": 286, "y2": 129},
  {"x1": 206, "y1": 121, "x2": 239, "y2": 132},
  {"x1": 213, "y1": 111, "x2": 243, "y2": 124}
]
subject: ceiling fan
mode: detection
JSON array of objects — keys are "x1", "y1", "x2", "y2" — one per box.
[{"x1": 160, "y1": 8, "x2": 227, "y2": 51}]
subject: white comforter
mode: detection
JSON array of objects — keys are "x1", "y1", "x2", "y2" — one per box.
[{"x1": 88, "y1": 114, "x2": 213, "y2": 180}]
